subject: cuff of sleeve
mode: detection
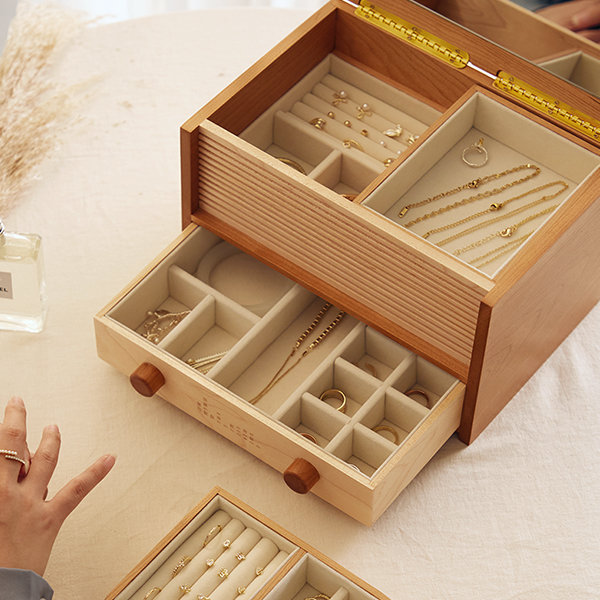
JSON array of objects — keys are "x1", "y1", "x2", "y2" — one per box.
[{"x1": 0, "y1": 568, "x2": 54, "y2": 600}]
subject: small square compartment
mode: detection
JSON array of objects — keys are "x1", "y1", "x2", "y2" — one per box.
[
  {"x1": 328, "y1": 424, "x2": 394, "y2": 478},
  {"x1": 263, "y1": 554, "x2": 380, "y2": 600},
  {"x1": 160, "y1": 296, "x2": 259, "y2": 374},
  {"x1": 341, "y1": 326, "x2": 412, "y2": 381},
  {"x1": 538, "y1": 51, "x2": 600, "y2": 97},
  {"x1": 109, "y1": 264, "x2": 208, "y2": 344},
  {"x1": 391, "y1": 354, "x2": 458, "y2": 409},
  {"x1": 305, "y1": 357, "x2": 379, "y2": 418},
  {"x1": 277, "y1": 392, "x2": 348, "y2": 447},
  {"x1": 359, "y1": 388, "x2": 429, "y2": 446}
]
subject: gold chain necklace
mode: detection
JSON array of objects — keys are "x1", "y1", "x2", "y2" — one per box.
[
  {"x1": 437, "y1": 181, "x2": 568, "y2": 248},
  {"x1": 398, "y1": 163, "x2": 541, "y2": 224},
  {"x1": 248, "y1": 303, "x2": 346, "y2": 405},
  {"x1": 453, "y1": 204, "x2": 558, "y2": 257},
  {"x1": 471, "y1": 232, "x2": 533, "y2": 269},
  {"x1": 422, "y1": 180, "x2": 568, "y2": 240}
]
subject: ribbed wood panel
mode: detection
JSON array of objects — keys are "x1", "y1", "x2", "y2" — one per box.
[{"x1": 196, "y1": 125, "x2": 491, "y2": 369}]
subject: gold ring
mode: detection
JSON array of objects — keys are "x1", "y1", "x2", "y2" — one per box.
[
  {"x1": 222, "y1": 539, "x2": 231, "y2": 549},
  {"x1": 276, "y1": 157, "x2": 306, "y2": 175},
  {"x1": 218, "y1": 568, "x2": 229, "y2": 579},
  {"x1": 237, "y1": 587, "x2": 247, "y2": 595},
  {"x1": 462, "y1": 137, "x2": 488, "y2": 168},
  {"x1": 405, "y1": 388, "x2": 431, "y2": 408},
  {"x1": 202, "y1": 524, "x2": 222, "y2": 548},
  {"x1": 255, "y1": 567, "x2": 264, "y2": 576},
  {"x1": 300, "y1": 432, "x2": 318, "y2": 444},
  {"x1": 143, "y1": 588, "x2": 161, "y2": 600},
  {"x1": 342, "y1": 139, "x2": 363, "y2": 151},
  {"x1": 305, "y1": 595, "x2": 331, "y2": 600},
  {"x1": 310, "y1": 117, "x2": 326, "y2": 130},
  {"x1": 171, "y1": 556, "x2": 192, "y2": 578},
  {"x1": 0, "y1": 449, "x2": 27, "y2": 468},
  {"x1": 236, "y1": 552, "x2": 246, "y2": 561},
  {"x1": 178, "y1": 585, "x2": 192, "y2": 598},
  {"x1": 205, "y1": 558, "x2": 215, "y2": 568},
  {"x1": 373, "y1": 425, "x2": 399, "y2": 444},
  {"x1": 319, "y1": 388, "x2": 347, "y2": 413}
]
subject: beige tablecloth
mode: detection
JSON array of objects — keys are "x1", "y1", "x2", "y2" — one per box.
[{"x1": 1, "y1": 8, "x2": 599, "y2": 600}]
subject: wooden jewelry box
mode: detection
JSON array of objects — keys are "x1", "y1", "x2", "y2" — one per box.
[
  {"x1": 95, "y1": 0, "x2": 600, "y2": 524},
  {"x1": 105, "y1": 487, "x2": 389, "y2": 600}
]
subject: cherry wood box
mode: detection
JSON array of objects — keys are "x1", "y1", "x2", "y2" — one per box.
[
  {"x1": 95, "y1": 0, "x2": 600, "y2": 524},
  {"x1": 105, "y1": 487, "x2": 389, "y2": 600}
]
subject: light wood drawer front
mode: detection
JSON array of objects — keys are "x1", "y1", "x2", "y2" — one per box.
[
  {"x1": 95, "y1": 313, "x2": 464, "y2": 524},
  {"x1": 196, "y1": 122, "x2": 489, "y2": 378}
]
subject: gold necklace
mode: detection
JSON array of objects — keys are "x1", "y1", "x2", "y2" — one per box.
[
  {"x1": 248, "y1": 303, "x2": 346, "y2": 405},
  {"x1": 398, "y1": 163, "x2": 541, "y2": 224},
  {"x1": 437, "y1": 181, "x2": 568, "y2": 248},
  {"x1": 422, "y1": 180, "x2": 568, "y2": 240},
  {"x1": 453, "y1": 204, "x2": 558, "y2": 257},
  {"x1": 471, "y1": 232, "x2": 533, "y2": 269}
]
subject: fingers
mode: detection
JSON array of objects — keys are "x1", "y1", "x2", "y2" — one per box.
[
  {"x1": 50, "y1": 454, "x2": 116, "y2": 523},
  {"x1": 570, "y1": 5, "x2": 600, "y2": 29},
  {"x1": 24, "y1": 425, "x2": 61, "y2": 496},
  {"x1": 0, "y1": 397, "x2": 29, "y2": 480}
]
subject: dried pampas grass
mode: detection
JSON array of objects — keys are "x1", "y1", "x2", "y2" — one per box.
[{"x1": 0, "y1": 2, "x2": 85, "y2": 216}]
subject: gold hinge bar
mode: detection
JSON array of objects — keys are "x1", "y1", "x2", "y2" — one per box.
[
  {"x1": 494, "y1": 71, "x2": 600, "y2": 142},
  {"x1": 355, "y1": 0, "x2": 469, "y2": 69}
]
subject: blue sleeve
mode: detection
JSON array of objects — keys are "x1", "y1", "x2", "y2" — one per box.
[{"x1": 0, "y1": 568, "x2": 54, "y2": 600}]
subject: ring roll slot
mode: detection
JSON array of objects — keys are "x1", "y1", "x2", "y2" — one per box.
[
  {"x1": 289, "y1": 100, "x2": 393, "y2": 165},
  {"x1": 359, "y1": 388, "x2": 429, "y2": 446},
  {"x1": 328, "y1": 54, "x2": 441, "y2": 124},
  {"x1": 209, "y1": 538, "x2": 280, "y2": 600},
  {"x1": 183, "y1": 528, "x2": 262, "y2": 599},
  {"x1": 309, "y1": 150, "x2": 380, "y2": 197},
  {"x1": 233, "y1": 550, "x2": 289, "y2": 600},
  {"x1": 321, "y1": 73, "x2": 431, "y2": 138},
  {"x1": 262, "y1": 554, "x2": 379, "y2": 600},
  {"x1": 277, "y1": 392, "x2": 348, "y2": 447},
  {"x1": 328, "y1": 424, "x2": 395, "y2": 477},
  {"x1": 127, "y1": 510, "x2": 233, "y2": 600},
  {"x1": 305, "y1": 357, "x2": 379, "y2": 418},
  {"x1": 159, "y1": 296, "x2": 258, "y2": 375},
  {"x1": 221, "y1": 295, "x2": 356, "y2": 415},
  {"x1": 301, "y1": 92, "x2": 406, "y2": 155},
  {"x1": 156, "y1": 519, "x2": 247, "y2": 600},
  {"x1": 194, "y1": 239, "x2": 295, "y2": 317},
  {"x1": 391, "y1": 354, "x2": 458, "y2": 409},
  {"x1": 340, "y1": 326, "x2": 413, "y2": 381}
]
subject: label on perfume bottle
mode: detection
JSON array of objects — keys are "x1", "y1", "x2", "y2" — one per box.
[{"x1": 0, "y1": 272, "x2": 13, "y2": 299}]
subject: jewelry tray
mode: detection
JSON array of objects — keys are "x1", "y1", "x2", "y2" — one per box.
[
  {"x1": 105, "y1": 226, "x2": 460, "y2": 480},
  {"x1": 106, "y1": 488, "x2": 389, "y2": 600},
  {"x1": 96, "y1": 0, "x2": 600, "y2": 524}
]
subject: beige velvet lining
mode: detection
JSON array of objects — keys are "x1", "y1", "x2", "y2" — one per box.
[
  {"x1": 108, "y1": 229, "x2": 459, "y2": 480},
  {"x1": 262, "y1": 555, "x2": 378, "y2": 600},
  {"x1": 362, "y1": 91, "x2": 600, "y2": 277},
  {"x1": 239, "y1": 54, "x2": 439, "y2": 195},
  {"x1": 539, "y1": 51, "x2": 600, "y2": 96},
  {"x1": 117, "y1": 497, "x2": 297, "y2": 600}
]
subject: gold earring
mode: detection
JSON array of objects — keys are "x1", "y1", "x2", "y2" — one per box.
[
  {"x1": 342, "y1": 139, "x2": 363, "y2": 151},
  {"x1": 343, "y1": 120, "x2": 352, "y2": 128},
  {"x1": 332, "y1": 90, "x2": 348, "y2": 105},
  {"x1": 356, "y1": 103, "x2": 372, "y2": 119},
  {"x1": 309, "y1": 117, "x2": 326, "y2": 130}
]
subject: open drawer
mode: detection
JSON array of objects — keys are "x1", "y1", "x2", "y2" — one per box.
[{"x1": 95, "y1": 225, "x2": 464, "y2": 525}]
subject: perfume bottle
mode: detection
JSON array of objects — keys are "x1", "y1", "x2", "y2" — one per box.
[{"x1": 0, "y1": 219, "x2": 47, "y2": 332}]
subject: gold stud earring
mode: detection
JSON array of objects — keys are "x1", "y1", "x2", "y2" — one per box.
[
  {"x1": 343, "y1": 120, "x2": 352, "y2": 128},
  {"x1": 309, "y1": 117, "x2": 326, "y2": 130},
  {"x1": 356, "y1": 103, "x2": 372, "y2": 119},
  {"x1": 327, "y1": 111, "x2": 335, "y2": 119}
]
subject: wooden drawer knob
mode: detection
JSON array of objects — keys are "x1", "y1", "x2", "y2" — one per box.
[
  {"x1": 130, "y1": 363, "x2": 165, "y2": 397},
  {"x1": 283, "y1": 458, "x2": 320, "y2": 494}
]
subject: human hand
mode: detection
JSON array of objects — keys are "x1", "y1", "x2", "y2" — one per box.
[
  {"x1": 537, "y1": 0, "x2": 600, "y2": 42},
  {"x1": 0, "y1": 397, "x2": 115, "y2": 576}
]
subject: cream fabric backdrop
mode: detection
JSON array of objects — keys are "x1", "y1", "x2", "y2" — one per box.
[{"x1": 1, "y1": 8, "x2": 599, "y2": 600}]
